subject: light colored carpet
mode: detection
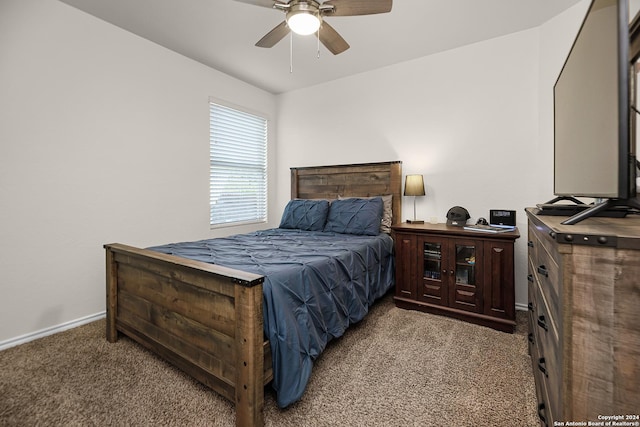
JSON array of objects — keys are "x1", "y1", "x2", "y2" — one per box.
[{"x1": 0, "y1": 293, "x2": 537, "y2": 426}]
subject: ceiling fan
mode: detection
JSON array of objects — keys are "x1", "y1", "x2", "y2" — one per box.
[{"x1": 234, "y1": 0, "x2": 393, "y2": 55}]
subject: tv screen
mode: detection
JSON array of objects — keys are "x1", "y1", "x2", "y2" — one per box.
[{"x1": 554, "y1": 0, "x2": 633, "y2": 199}]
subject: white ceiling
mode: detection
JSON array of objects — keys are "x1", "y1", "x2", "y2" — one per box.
[{"x1": 58, "y1": 0, "x2": 583, "y2": 94}]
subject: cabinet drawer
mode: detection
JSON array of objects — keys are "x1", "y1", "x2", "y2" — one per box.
[
  {"x1": 529, "y1": 268, "x2": 561, "y2": 422},
  {"x1": 528, "y1": 320, "x2": 554, "y2": 427},
  {"x1": 530, "y1": 243, "x2": 561, "y2": 338},
  {"x1": 529, "y1": 217, "x2": 564, "y2": 266},
  {"x1": 527, "y1": 223, "x2": 539, "y2": 265},
  {"x1": 527, "y1": 269, "x2": 536, "y2": 323},
  {"x1": 528, "y1": 223, "x2": 561, "y2": 335}
]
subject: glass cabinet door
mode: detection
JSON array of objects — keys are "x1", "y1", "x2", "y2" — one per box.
[
  {"x1": 419, "y1": 239, "x2": 448, "y2": 305},
  {"x1": 454, "y1": 244, "x2": 476, "y2": 286},
  {"x1": 451, "y1": 241, "x2": 481, "y2": 313},
  {"x1": 423, "y1": 242, "x2": 442, "y2": 281}
]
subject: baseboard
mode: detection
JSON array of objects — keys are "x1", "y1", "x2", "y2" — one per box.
[
  {"x1": 515, "y1": 302, "x2": 528, "y2": 311},
  {"x1": 0, "y1": 311, "x2": 106, "y2": 352}
]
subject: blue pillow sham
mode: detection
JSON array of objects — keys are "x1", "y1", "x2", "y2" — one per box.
[
  {"x1": 323, "y1": 197, "x2": 384, "y2": 236},
  {"x1": 338, "y1": 194, "x2": 393, "y2": 234},
  {"x1": 279, "y1": 199, "x2": 330, "y2": 231}
]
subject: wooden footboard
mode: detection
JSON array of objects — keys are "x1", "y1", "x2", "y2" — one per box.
[{"x1": 105, "y1": 243, "x2": 272, "y2": 427}]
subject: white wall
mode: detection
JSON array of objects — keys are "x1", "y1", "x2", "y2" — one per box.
[
  {"x1": 0, "y1": 0, "x2": 277, "y2": 344},
  {"x1": 276, "y1": 29, "x2": 541, "y2": 308},
  {"x1": 632, "y1": 0, "x2": 640, "y2": 23}
]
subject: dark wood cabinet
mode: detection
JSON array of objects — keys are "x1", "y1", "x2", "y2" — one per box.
[{"x1": 392, "y1": 222, "x2": 519, "y2": 333}]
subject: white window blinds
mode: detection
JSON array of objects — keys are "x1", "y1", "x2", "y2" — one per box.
[{"x1": 209, "y1": 101, "x2": 267, "y2": 226}]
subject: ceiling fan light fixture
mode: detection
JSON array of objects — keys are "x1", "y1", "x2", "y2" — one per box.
[
  {"x1": 286, "y1": 5, "x2": 321, "y2": 36},
  {"x1": 243, "y1": 0, "x2": 392, "y2": 55}
]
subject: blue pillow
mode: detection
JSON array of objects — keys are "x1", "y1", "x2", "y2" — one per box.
[
  {"x1": 323, "y1": 197, "x2": 384, "y2": 236},
  {"x1": 279, "y1": 199, "x2": 330, "y2": 231}
]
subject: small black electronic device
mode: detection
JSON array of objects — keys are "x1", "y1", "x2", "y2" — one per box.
[{"x1": 489, "y1": 210, "x2": 516, "y2": 227}]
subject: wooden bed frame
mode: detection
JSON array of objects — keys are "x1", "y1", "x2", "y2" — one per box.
[{"x1": 104, "y1": 161, "x2": 402, "y2": 427}]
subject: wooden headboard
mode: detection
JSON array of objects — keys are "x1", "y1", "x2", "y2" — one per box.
[{"x1": 290, "y1": 161, "x2": 403, "y2": 225}]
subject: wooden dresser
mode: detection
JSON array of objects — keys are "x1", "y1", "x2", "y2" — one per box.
[{"x1": 526, "y1": 208, "x2": 640, "y2": 426}]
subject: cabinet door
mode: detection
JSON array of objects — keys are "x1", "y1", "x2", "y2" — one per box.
[
  {"x1": 417, "y1": 236, "x2": 449, "y2": 306},
  {"x1": 394, "y1": 232, "x2": 417, "y2": 300},
  {"x1": 482, "y1": 240, "x2": 515, "y2": 320},
  {"x1": 449, "y1": 238, "x2": 483, "y2": 313}
]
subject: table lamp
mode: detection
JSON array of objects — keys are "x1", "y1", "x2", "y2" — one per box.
[{"x1": 404, "y1": 174, "x2": 425, "y2": 224}]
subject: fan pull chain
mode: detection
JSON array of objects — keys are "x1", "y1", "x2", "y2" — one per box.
[
  {"x1": 290, "y1": 32, "x2": 293, "y2": 73},
  {"x1": 317, "y1": 12, "x2": 321, "y2": 59}
]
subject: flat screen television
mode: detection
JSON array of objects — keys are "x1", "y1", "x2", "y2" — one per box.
[{"x1": 552, "y1": 0, "x2": 639, "y2": 224}]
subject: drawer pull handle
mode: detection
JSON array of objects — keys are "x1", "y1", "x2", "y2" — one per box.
[
  {"x1": 538, "y1": 357, "x2": 548, "y2": 377},
  {"x1": 528, "y1": 240, "x2": 534, "y2": 247},
  {"x1": 527, "y1": 274, "x2": 533, "y2": 283},
  {"x1": 528, "y1": 302, "x2": 534, "y2": 311},
  {"x1": 537, "y1": 403, "x2": 548, "y2": 426},
  {"x1": 537, "y1": 315, "x2": 548, "y2": 331},
  {"x1": 537, "y1": 265, "x2": 549, "y2": 277},
  {"x1": 528, "y1": 333, "x2": 535, "y2": 344}
]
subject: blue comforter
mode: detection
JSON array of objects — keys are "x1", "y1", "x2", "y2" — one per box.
[{"x1": 149, "y1": 228, "x2": 394, "y2": 408}]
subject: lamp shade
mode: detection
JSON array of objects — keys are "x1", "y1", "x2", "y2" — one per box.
[{"x1": 404, "y1": 174, "x2": 426, "y2": 197}]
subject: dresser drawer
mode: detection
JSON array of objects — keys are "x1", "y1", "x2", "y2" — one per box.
[
  {"x1": 530, "y1": 242, "x2": 561, "y2": 339},
  {"x1": 528, "y1": 258, "x2": 561, "y2": 422},
  {"x1": 527, "y1": 277, "x2": 537, "y2": 358},
  {"x1": 529, "y1": 216, "x2": 564, "y2": 266},
  {"x1": 528, "y1": 315, "x2": 554, "y2": 427},
  {"x1": 527, "y1": 223, "x2": 561, "y2": 335},
  {"x1": 527, "y1": 222, "x2": 539, "y2": 264}
]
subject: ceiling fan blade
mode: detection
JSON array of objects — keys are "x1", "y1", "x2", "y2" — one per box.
[
  {"x1": 322, "y1": 0, "x2": 392, "y2": 16},
  {"x1": 318, "y1": 21, "x2": 349, "y2": 55},
  {"x1": 233, "y1": 0, "x2": 279, "y2": 8},
  {"x1": 256, "y1": 21, "x2": 291, "y2": 48}
]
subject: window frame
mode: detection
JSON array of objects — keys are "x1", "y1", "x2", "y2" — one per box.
[{"x1": 208, "y1": 97, "x2": 268, "y2": 229}]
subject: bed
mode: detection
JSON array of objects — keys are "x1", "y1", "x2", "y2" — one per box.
[{"x1": 104, "y1": 161, "x2": 402, "y2": 426}]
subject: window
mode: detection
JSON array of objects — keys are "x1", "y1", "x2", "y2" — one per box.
[{"x1": 209, "y1": 100, "x2": 267, "y2": 227}]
